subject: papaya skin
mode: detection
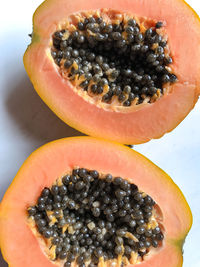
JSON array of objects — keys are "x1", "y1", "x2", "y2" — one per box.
[
  {"x1": 0, "y1": 137, "x2": 192, "y2": 267},
  {"x1": 23, "y1": 0, "x2": 200, "y2": 144}
]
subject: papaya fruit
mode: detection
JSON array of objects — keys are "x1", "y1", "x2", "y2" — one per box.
[
  {"x1": 23, "y1": 0, "x2": 200, "y2": 144},
  {"x1": 0, "y1": 137, "x2": 192, "y2": 267}
]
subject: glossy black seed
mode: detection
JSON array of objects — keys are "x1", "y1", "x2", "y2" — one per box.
[
  {"x1": 118, "y1": 209, "x2": 127, "y2": 217},
  {"x1": 136, "y1": 226, "x2": 146, "y2": 235},
  {"x1": 115, "y1": 246, "x2": 123, "y2": 255},
  {"x1": 137, "y1": 219, "x2": 145, "y2": 226},
  {"x1": 96, "y1": 86, "x2": 104, "y2": 94},
  {"x1": 90, "y1": 170, "x2": 99, "y2": 178},
  {"x1": 115, "y1": 236, "x2": 123, "y2": 245},
  {"x1": 141, "y1": 45, "x2": 149, "y2": 53},
  {"x1": 80, "y1": 80, "x2": 89, "y2": 89},
  {"x1": 170, "y1": 74, "x2": 177, "y2": 82},
  {"x1": 124, "y1": 245, "x2": 132, "y2": 256},
  {"x1": 116, "y1": 229, "x2": 126, "y2": 237},
  {"x1": 59, "y1": 250, "x2": 68, "y2": 259},
  {"x1": 67, "y1": 200, "x2": 75, "y2": 209},
  {"x1": 54, "y1": 194, "x2": 62, "y2": 203},
  {"x1": 133, "y1": 210, "x2": 143, "y2": 219},
  {"x1": 127, "y1": 238, "x2": 135, "y2": 246},
  {"x1": 95, "y1": 56, "x2": 104, "y2": 65},
  {"x1": 115, "y1": 189, "x2": 126, "y2": 199},
  {"x1": 89, "y1": 17, "x2": 96, "y2": 23},
  {"x1": 96, "y1": 17, "x2": 103, "y2": 24},
  {"x1": 87, "y1": 53, "x2": 96, "y2": 61},
  {"x1": 38, "y1": 203, "x2": 46, "y2": 211},
  {"x1": 156, "y1": 232, "x2": 164, "y2": 240},
  {"x1": 63, "y1": 50, "x2": 71, "y2": 59},
  {"x1": 134, "y1": 192, "x2": 143, "y2": 201},
  {"x1": 111, "y1": 32, "x2": 122, "y2": 40},
  {"x1": 42, "y1": 188, "x2": 51, "y2": 197},
  {"x1": 64, "y1": 262, "x2": 71, "y2": 267},
  {"x1": 36, "y1": 219, "x2": 46, "y2": 228},
  {"x1": 94, "y1": 247, "x2": 103, "y2": 258},
  {"x1": 83, "y1": 251, "x2": 91, "y2": 260},
  {"x1": 56, "y1": 245, "x2": 62, "y2": 255},
  {"x1": 141, "y1": 87, "x2": 148, "y2": 95},
  {"x1": 55, "y1": 58, "x2": 61, "y2": 66},
  {"x1": 144, "y1": 230, "x2": 152, "y2": 239},
  {"x1": 64, "y1": 60, "x2": 73, "y2": 69},
  {"x1": 106, "y1": 213, "x2": 114, "y2": 222},
  {"x1": 159, "y1": 40, "x2": 167, "y2": 47},
  {"x1": 156, "y1": 21, "x2": 163, "y2": 28},
  {"x1": 137, "y1": 241, "x2": 145, "y2": 249},
  {"x1": 152, "y1": 240, "x2": 158, "y2": 248},
  {"x1": 101, "y1": 63, "x2": 109, "y2": 71},
  {"x1": 91, "y1": 84, "x2": 97, "y2": 93},
  {"x1": 104, "y1": 174, "x2": 112, "y2": 183},
  {"x1": 127, "y1": 33, "x2": 135, "y2": 43},
  {"x1": 92, "y1": 207, "x2": 101, "y2": 217},
  {"x1": 62, "y1": 175, "x2": 71, "y2": 185},
  {"x1": 104, "y1": 24, "x2": 113, "y2": 33},
  {"x1": 129, "y1": 220, "x2": 136, "y2": 228},
  {"x1": 118, "y1": 93, "x2": 126, "y2": 102},
  {"x1": 126, "y1": 26, "x2": 134, "y2": 34},
  {"x1": 67, "y1": 252, "x2": 75, "y2": 262},
  {"x1": 76, "y1": 35, "x2": 85, "y2": 43},
  {"x1": 153, "y1": 226, "x2": 161, "y2": 234},
  {"x1": 54, "y1": 31, "x2": 63, "y2": 39},
  {"x1": 156, "y1": 46, "x2": 164, "y2": 55},
  {"x1": 71, "y1": 49, "x2": 79, "y2": 58},
  {"x1": 71, "y1": 174, "x2": 78, "y2": 183},
  {"x1": 75, "y1": 181, "x2": 85, "y2": 190},
  {"x1": 147, "y1": 53, "x2": 157, "y2": 63},
  {"x1": 162, "y1": 74, "x2": 170, "y2": 83},
  {"x1": 28, "y1": 206, "x2": 37, "y2": 216},
  {"x1": 53, "y1": 202, "x2": 62, "y2": 210},
  {"x1": 135, "y1": 33, "x2": 143, "y2": 43},
  {"x1": 132, "y1": 26, "x2": 140, "y2": 35},
  {"x1": 131, "y1": 44, "x2": 141, "y2": 52},
  {"x1": 113, "y1": 86, "x2": 121, "y2": 96},
  {"x1": 51, "y1": 50, "x2": 57, "y2": 59},
  {"x1": 165, "y1": 57, "x2": 173, "y2": 64},
  {"x1": 127, "y1": 19, "x2": 136, "y2": 26},
  {"x1": 78, "y1": 22, "x2": 85, "y2": 30}
]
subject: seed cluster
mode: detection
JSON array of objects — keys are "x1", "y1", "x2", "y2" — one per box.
[
  {"x1": 28, "y1": 168, "x2": 164, "y2": 266},
  {"x1": 51, "y1": 14, "x2": 177, "y2": 106}
]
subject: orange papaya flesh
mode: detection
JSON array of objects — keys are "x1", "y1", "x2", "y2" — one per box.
[
  {"x1": 0, "y1": 137, "x2": 192, "y2": 267},
  {"x1": 24, "y1": 0, "x2": 200, "y2": 144}
]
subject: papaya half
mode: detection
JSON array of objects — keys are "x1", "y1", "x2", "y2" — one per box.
[
  {"x1": 23, "y1": 0, "x2": 200, "y2": 144},
  {"x1": 0, "y1": 137, "x2": 192, "y2": 267}
]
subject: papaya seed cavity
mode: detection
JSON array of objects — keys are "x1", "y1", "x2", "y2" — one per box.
[
  {"x1": 51, "y1": 10, "x2": 177, "y2": 108},
  {"x1": 28, "y1": 167, "x2": 164, "y2": 267}
]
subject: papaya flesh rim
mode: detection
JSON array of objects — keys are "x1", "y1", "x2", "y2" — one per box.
[
  {"x1": 0, "y1": 137, "x2": 192, "y2": 267},
  {"x1": 24, "y1": 0, "x2": 200, "y2": 144}
]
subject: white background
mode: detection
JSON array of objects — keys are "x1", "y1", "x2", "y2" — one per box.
[{"x1": 0, "y1": 0, "x2": 200, "y2": 266}]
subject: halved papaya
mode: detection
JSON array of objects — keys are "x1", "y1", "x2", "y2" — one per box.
[
  {"x1": 23, "y1": 0, "x2": 200, "y2": 144},
  {"x1": 0, "y1": 137, "x2": 192, "y2": 267}
]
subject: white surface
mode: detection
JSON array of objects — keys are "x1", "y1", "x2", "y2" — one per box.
[{"x1": 0, "y1": 0, "x2": 200, "y2": 266}]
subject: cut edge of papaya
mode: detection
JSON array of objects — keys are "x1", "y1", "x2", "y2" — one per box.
[
  {"x1": 0, "y1": 137, "x2": 192, "y2": 267},
  {"x1": 24, "y1": 0, "x2": 200, "y2": 144}
]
